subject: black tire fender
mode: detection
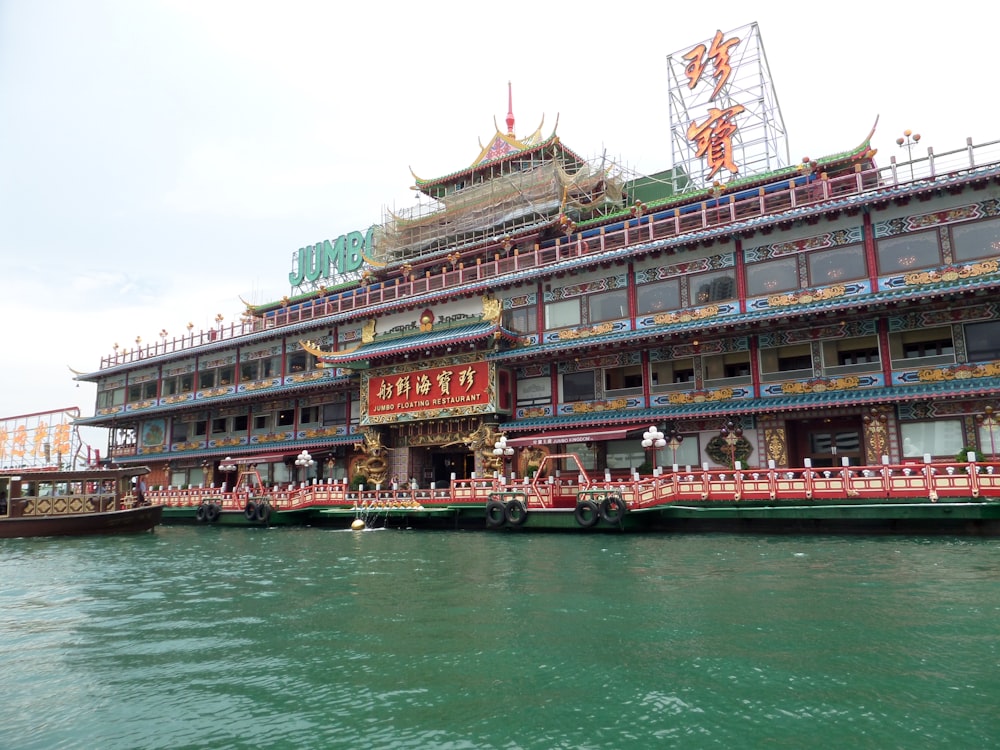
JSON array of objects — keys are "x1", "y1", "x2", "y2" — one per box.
[
  {"x1": 485, "y1": 500, "x2": 506, "y2": 528},
  {"x1": 504, "y1": 499, "x2": 528, "y2": 526},
  {"x1": 574, "y1": 500, "x2": 600, "y2": 528},
  {"x1": 600, "y1": 495, "x2": 627, "y2": 525}
]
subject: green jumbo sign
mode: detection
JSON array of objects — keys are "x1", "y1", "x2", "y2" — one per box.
[{"x1": 288, "y1": 226, "x2": 374, "y2": 288}]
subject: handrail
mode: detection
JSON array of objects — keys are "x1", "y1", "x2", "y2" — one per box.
[{"x1": 99, "y1": 138, "x2": 1000, "y2": 370}]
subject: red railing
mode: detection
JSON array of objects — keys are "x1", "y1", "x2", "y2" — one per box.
[
  {"x1": 101, "y1": 138, "x2": 1000, "y2": 370},
  {"x1": 146, "y1": 459, "x2": 1000, "y2": 513}
]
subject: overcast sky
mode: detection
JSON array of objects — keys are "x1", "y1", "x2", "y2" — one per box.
[{"x1": 1, "y1": 0, "x2": 995, "y2": 448}]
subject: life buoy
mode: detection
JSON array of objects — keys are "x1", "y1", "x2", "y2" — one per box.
[
  {"x1": 244, "y1": 501, "x2": 258, "y2": 520},
  {"x1": 485, "y1": 500, "x2": 506, "y2": 528},
  {"x1": 504, "y1": 499, "x2": 528, "y2": 526},
  {"x1": 205, "y1": 503, "x2": 220, "y2": 523},
  {"x1": 574, "y1": 500, "x2": 600, "y2": 528},
  {"x1": 600, "y1": 495, "x2": 627, "y2": 525},
  {"x1": 196, "y1": 504, "x2": 208, "y2": 522},
  {"x1": 255, "y1": 502, "x2": 271, "y2": 524}
]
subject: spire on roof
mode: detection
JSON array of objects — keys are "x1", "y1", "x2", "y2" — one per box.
[{"x1": 506, "y1": 81, "x2": 515, "y2": 136}]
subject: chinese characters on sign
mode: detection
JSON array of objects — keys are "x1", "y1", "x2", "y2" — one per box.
[
  {"x1": 683, "y1": 29, "x2": 744, "y2": 178},
  {"x1": 367, "y1": 361, "x2": 491, "y2": 419},
  {"x1": 687, "y1": 105, "x2": 746, "y2": 178},
  {"x1": 683, "y1": 30, "x2": 740, "y2": 99}
]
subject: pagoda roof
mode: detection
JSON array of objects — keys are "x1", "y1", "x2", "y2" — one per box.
[{"x1": 410, "y1": 118, "x2": 588, "y2": 192}]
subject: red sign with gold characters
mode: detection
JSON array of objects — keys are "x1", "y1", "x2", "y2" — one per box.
[{"x1": 367, "y1": 361, "x2": 491, "y2": 418}]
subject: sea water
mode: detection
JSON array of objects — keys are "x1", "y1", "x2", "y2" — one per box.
[{"x1": 1, "y1": 527, "x2": 998, "y2": 749}]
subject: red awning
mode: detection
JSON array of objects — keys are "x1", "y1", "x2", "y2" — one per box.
[{"x1": 504, "y1": 426, "x2": 634, "y2": 447}]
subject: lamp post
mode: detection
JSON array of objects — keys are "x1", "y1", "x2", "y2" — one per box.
[
  {"x1": 976, "y1": 406, "x2": 998, "y2": 461},
  {"x1": 642, "y1": 426, "x2": 666, "y2": 475},
  {"x1": 493, "y1": 435, "x2": 514, "y2": 480},
  {"x1": 896, "y1": 130, "x2": 921, "y2": 180},
  {"x1": 295, "y1": 449, "x2": 315, "y2": 485},
  {"x1": 720, "y1": 420, "x2": 743, "y2": 469}
]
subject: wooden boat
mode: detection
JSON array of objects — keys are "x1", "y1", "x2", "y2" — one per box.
[{"x1": 0, "y1": 466, "x2": 162, "y2": 539}]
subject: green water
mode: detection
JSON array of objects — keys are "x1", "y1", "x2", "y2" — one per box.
[{"x1": 1, "y1": 528, "x2": 998, "y2": 749}]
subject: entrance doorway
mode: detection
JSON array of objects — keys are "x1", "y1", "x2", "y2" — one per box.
[
  {"x1": 787, "y1": 417, "x2": 864, "y2": 467},
  {"x1": 429, "y1": 449, "x2": 474, "y2": 487}
]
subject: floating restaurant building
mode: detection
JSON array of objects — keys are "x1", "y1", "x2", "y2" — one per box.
[{"x1": 75, "y1": 25, "x2": 1000, "y2": 494}]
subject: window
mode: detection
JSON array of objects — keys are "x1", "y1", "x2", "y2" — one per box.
[
  {"x1": 807, "y1": 244, "x2": 867, "y2": 285},
  {"x1": 253, "y1": 414, "x2": 270, "y2": 432},
  {"x1": 605, "y1": 434, "x2": 700, "y2": 470},
  {"x1": 516, "y1": 377, "x2": 551, "y2": 407},
  {"x1": 637, "y1": 279, "x2": 681, "y2": 314},
  {"x1": 605, "y1": 365, "x2": 644, "y2": 392},
  {"x1": 322, "y1": 402, "x2": 347, "y2": 426},
  {"x1": 503, "y1": 306, "x2": 537, "y2": 334},
  {"x1": 691, "y1": 270, "x2": 736, "y2": 304},
  {"x1": 704, "y1": 352, "x2": 751, "y2": 384},
  {"x1": 277, "y1": 409, "x2": 295, "y2": 427},
  {"x1": 127, "y1": 381, "x2": 157, "y2": 402},
  {"x1": 241, "y1": 357, "x2": 277, "y2": 382},
  {"x1": 952, "y1": 217, "x2": 1000, "y2": 263},
  {"x1": 300, "y1": 406, "x2": 320, "y2": 425},
  {"x1": 901, "y1": 420, "x2": 963, "y2": 458},
  {"x1": 965, "y1": 320, "x2": 1000, "y2": 362},
  {"x1": 287, "y1": 352, "x2": 314, "y2": 373},
  {"x1": 232, "y1": 415, "x2": 248, "y2": 432},
  {"x1": 649, "y1": 359, "x2": 696, "y2": 389},
  {"x1": 164, "y1": 374, "x2": 193, "y2": 396},
  {"x1": 876, "y1": 231, "x2": 940, "y2": 274},
  {"x1": 211, "y1": 418, "x2": 227, "y2": 435},
  {"x1": 588, "y1": 289, "x2": 628, "y2": 322},
  {"x1": 193, "y1": 420, "x2": 207, "y2": 437},
  {"x1": 889, "y1": 327, "x2": 955, "y2": 364},
  {"x1": 822, "y1": 336, "x2": 881, "y2": 373},
  {"x1": 171, "y1": 421, "x2": 188, "y2": 442},
  {"x1": 746, "y1": 257, "x2": 799, "y2": 296},
  {"x1": 545, "y1": 299, "x2": 581, "y2": 329},
  {"x1": 97, "y1": 387, "x2": 125, "y2": 408},
  {"x1": 760, "y1": 344, "x2": 813, "y2": 380},
  {"x1": 562, "y1": 371, "x2": 596, "y2": 402}
]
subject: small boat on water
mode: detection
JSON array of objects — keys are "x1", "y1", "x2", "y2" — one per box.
[{"x1": 0, "y1": 466, "x2": 162, "y2": 539}]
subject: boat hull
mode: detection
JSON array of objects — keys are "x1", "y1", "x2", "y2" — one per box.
[{"x1": 0, "y1": 504, "x2": 163, "y2": 539}]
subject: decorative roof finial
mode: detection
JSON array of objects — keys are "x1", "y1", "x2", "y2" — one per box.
[{"x1": 506, "y1": 81, "x2": 515, "y2": 136}]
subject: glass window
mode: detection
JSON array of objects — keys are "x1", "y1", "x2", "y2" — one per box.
[
  {"x1": 807, "y1": 244, "x2": 867, "y2": 285},
  {"x1": 503, "y1": 306, "x2": 536, "y2": 334},
  {"x1": 198, "y1": 370, "x2": 215, "y2": 389},
  {"x1": 171, "y1": 421, "x2": 188, "y2": 442},
  {"x1": 650, "y1": 359, "x2": 696, "y2": 388},
  {"x1": 232, "y1": 415, "x2": 248, "y2": 432},
  {"x1": 901, "y1": 420, "x2": 964, "y2": 458},
  {"x1": 691, "y1": 270, "x2": 736, "y2": 304},
  {"x1": 952, "y1": 217, "x2": 1000, "y2": 262},
  {"x1": 516, "y1": 376, "x2": 551, "y2": 407},
  {"x1": 965, "y1": 320, "x2": 1000, "y2": 362},
  {"x1": 876, "y1": 231, "x2": 940, "y2": 274},
  {"x1": 822, "y1": 335, "x2": 881, "y2": 371},
  {"x1": 287, "y1": 352, "x2": 314, "y2": 373},
  {"x1": 637, "y1": 279, "x2": 681, "y2": 314},
  {"x1": 890, "y1": 327, "x2": 955, "y2": 363},
  {"x1": 277, "y1": 409, "x2": 295, "y2": 427},
  {"x1": 588, "y1": 289, "x2": 628, "y2": 322},
  {"x1": 704, "y1": 352, "x2": 751, "y2": 383},
  {"x1": 760, "y1": 344, "x2": 813, "y2": 377},
  {"x1": 545, "y1": 299, "x2": 581, "y2": 329},
  {"x1": 253, "y1": 414, "x2": 270, "y2": 432},
  {"x1": 746, "y1": 257, "x2": 799, "y2": 296},
  {"x1": 212, "y1": 418, "x2": 226, "y2": 435},
  {"x1": 605, "y1": 365, "x2": 644, "y2": 392},
  {"x1": 563, "y1": 443, "x2": 597, "y2": 471},
  {"x1": 193, "y1": 420, "x2": 207, "y2": 437},
  {"x1": 562, "y1": 371, "x2": 595, "y2": 402},
  {"x1": 300, "y1": 406, "x2": 320, "y2": 424},
  {"x1": 322, "y1": 402, "x2": 347, "y2": 425}
]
